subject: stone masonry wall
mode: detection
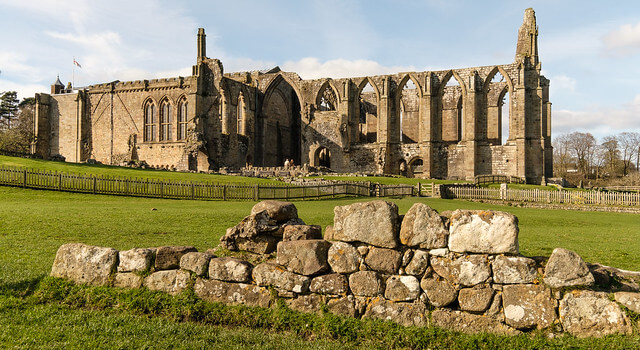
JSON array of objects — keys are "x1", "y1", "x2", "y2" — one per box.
[{"x1": 50, "y1": 200, "x2": 640, "y2": 338}]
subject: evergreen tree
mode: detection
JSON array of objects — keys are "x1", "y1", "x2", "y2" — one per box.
[{"x1": 0, "y1": 91, "x2": 19, "y2": 129}]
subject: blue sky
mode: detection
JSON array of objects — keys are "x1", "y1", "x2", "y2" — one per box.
[{"x1": 1, "y1": 0, "x2": 639, "y2": 140}]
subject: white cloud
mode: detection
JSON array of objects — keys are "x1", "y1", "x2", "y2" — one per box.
[
  {"x1": 0, "y1": 80, "x2": 48, "y2": 101},
  {"x1": 553, "y1": 94, "x2": 640, "y2": 138},
  {"x1": 219, "y1": 57, "x2": 278, "y2": 75},
  {"x1": 540, "y1": 24, "x2": 604, "y2": 62},
  {"x1": 550, "y1": 74, "x2": 577, "y2": 93},
  {"x1": 281, "y1": 57, "x2": 418, "y2": 79},
  {"x1": 0, "y1": 52, "x2": 43, "y2": 81},
  {"x1": 603, "y1": 22, "x2": 640, "y2": 55}
]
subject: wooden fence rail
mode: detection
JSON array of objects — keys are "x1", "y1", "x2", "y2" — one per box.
[
  {"x1": 604, "y1": 186, "x2": 640, "y2": 193},
  {"x1": 474, "y1": 174, "x2": 525, "y2": 185},
  {"x1": 447, "y1": 186, "x2": 640, "y2": 206},
  {"x1": 0, "y1": 166, "x2": 414, "y2": 201}
]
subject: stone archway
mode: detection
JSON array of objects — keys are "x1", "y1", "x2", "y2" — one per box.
[
  {"x1": 314, "y1": 146, "x2": 331, "y2": 168},
  {"x1": 258, "y1": 76, "x2": 302, "y2": 167},
  {"x1": 409, "y1": 157, "x2": 424, "y2": 177}
]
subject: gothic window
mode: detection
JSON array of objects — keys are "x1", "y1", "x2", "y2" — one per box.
[
  {"x1": 399, "y1": 78, "x2": 418, "y2": 143},
  {"x1": 177, "y1": 99, "x2": 187, "y2": 140},
  {"x1": 457, "y1": 97, "x2": 464, "y2": 141},
  {"x1": 159, "y1": 100, "x2": 172, "y2": 141},
  {"x1": 144, "y1": 101, "x2": 156, "y2": 142},
  {"x1": 237, "y1": 97, "x2": 244, "y2": 135},
  {"x1": 317, "y1": 84, "x2": 337, "y2": 111},
  {"x1": 358, "y1": 81, "x2": 377, "y2": 143}
]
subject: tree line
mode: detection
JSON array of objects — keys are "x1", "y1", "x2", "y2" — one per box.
[
  {"x1": 554, "y1": 131, "x2": 640, "y2": 180},
  {"x1": 0, "y1": 91, "x2": 35, "y2": 154}
]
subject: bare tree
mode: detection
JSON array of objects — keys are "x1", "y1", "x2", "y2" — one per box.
[
  {"x1": 567, "y1": 131, "x2": 596, "y2": 176},
  {"x1": 599, "y1": 135, "x2": 620, "y2": 177},
  {"x1": 618, "y1": 132, "x2": 638, "y2": 176},
  {"x1": 552, "y1": 133, "x2": 573, "y2": 176},
  {"x1": 629, "y1": 132, "x2": 640, "y2": 172},
  {"x1": 0, "y1": 97, "x2": 35, "y2": 153}
]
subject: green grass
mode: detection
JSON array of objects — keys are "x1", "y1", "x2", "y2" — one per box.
[
  {"x1": 1, "y1": 186, "x2": 639, "y2": 290},
  {"x1": 482, "y1": 183, "x2": 558, "y2": 191},
  {"x1": 0, "y1": 155, "x2": 465, "y2": 187},
  {"x1": 2, "y1": 156, "x2": 640, "y2": 347},
  {"x1": 2, "y1": 278, "x2": 640, "y2": 349},
  {"x1": 307, "y1": 175, "x2": 466, "y2": 186},
  {"x1": 0, "y1": 294, "x2": 350, "y2": 349},
  {"x1": 0, "y1": 155, "x2": 281, "y2": 184}
]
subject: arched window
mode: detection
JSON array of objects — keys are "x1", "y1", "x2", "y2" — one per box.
[
  {"x1": 457, "y1": 97, "x2": 464, "y2": 141},
  {"x1": 317, "y1": 84, "x2": 337, "y2": 111},
  {"x1": 159, "y1": 100, "x2": 172, "y2": 141},
  {"x1": 237, "y1": 97, "x2": 244, "y2": 135},
  {"x1": 440, "y1": 73, "x2": 464, "y2": 142},
  {"x1": 485, "y1": 69, "x2": 510, "y2": 145},
  {"x1": 500, "y1": 89, "x2": 510, "y2": 145},
  {"x1": 144, "y1": 101, "x2": 156, "y2": 142},
  {"x1": 358, "y1": 81, "x2": 377, "y2": 143},
  {"x1": 399, "y1": 78, "x2": 418, "y2": 143},
  {"x1": 177, "y1": 98, "x2": 187, "y2": 140}
]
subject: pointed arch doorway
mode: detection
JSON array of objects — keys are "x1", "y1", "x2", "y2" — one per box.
[{"x1": 257, "y1": 76, "x2": 302, "y2": 167}]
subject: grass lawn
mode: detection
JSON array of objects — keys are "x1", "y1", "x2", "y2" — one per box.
[
  {"x1": 307, "y1": 175, "x2": 466, "y2": 186},
  {"x1": 1, "y1": 161, "x2": 640, "y2": 348},
  {"x1": 1, "y1": 186, "x2": 639, "y2": 288},
  {"x1": 0, "y1": 155, "x2": 281, "y2": 184},
  {"x1": 0, "y1": 155, "x2": 463, "y2": 187}
]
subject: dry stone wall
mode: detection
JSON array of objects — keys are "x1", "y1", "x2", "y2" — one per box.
[{"x1": 51, "y1": 200, "x2": 640, "y2": 338}]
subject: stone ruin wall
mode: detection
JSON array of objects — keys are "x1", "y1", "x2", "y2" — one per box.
[
  {"x1": 51, "y1": 200, "x2": 640, "y2": 338},
  {"x1": 34, "y1": 9, "x2": 552, "y2": 183}
]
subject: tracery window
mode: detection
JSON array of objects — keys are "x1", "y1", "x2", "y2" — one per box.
[
  {"x1": 317, "y1": 85, "x2": 337, "y2": 111},
  {"x1": 177, "y1": 98, "x2": 188, "y2": 140},
  {"x1": 159, "y1": 100, "x2": 172, "y2": 141},
  {"x1": 144, "y1": 101, "x2": 156, "y2": 142}
]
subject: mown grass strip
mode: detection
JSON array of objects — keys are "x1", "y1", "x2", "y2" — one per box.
[{"x1": 3, "y1": 277, "x2": 639, "y2": 349}]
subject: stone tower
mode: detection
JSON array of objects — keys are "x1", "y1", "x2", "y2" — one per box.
[
  {"x1": 515, "y1": 8, "x2": 539, "y2": 65},
  {"x1": 197, "y1": 28, "x2": 206, "y2": 62},
  {"x1": 51, "y1": 76, "x2": 64, "y2": 94}
]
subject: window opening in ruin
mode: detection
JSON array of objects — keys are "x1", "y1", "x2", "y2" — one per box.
[
  {"x1": 457, "y1": 97, "x2": 464, "y2": 141},
  {"x1": 358, "y1": 81, "x2": 377, "y2": 143},
  {"x1": 317, "y1": 84, "x2": 337, "y2": 111},
  {"x1": 501, "y1": 90, "x2": 510, "y2": 144},
  {"x1": 144, "y1": 102, "x2": 156, "y2": 142},
  {"x1": 400, "y1": 78, "x2": 418, "y2": 143},
  {"x1": 177, "y1": 99, "x2": 187, "y2": 140},
  {"x1": 316, "y1": 147, "x2": 331, "y2": 168},
  {"x1": 410, "y1": 158, "x2": 423, "y2": 174},
  {"x1": 446, "y1": 76, "x2": 460, "y2": 86},
  {"x1": 487, "y1": 70, "x2": 510, "y2": 145},
  {"x1": 237, "y1": 99, "x2": 244, "y2": 135},
  {"x1": 441, "y1": 73, "x2": 463, "y2": 143},
  {"x1": 160, "y1": 100, "x2": 172, "y2": 141}
]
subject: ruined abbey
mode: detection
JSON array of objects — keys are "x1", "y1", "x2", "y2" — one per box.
[{"x1": 32, "y1": 8, "x2": 552, "y2": 183}]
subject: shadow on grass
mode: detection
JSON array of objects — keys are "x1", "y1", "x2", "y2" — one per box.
[{"x1": 0, "y1": 275, "x2": 45, "y2": 298}]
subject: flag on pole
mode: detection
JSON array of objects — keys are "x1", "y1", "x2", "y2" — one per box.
[{"x1": 73, "y1": 58, "x2": 82, "y2": 68}]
